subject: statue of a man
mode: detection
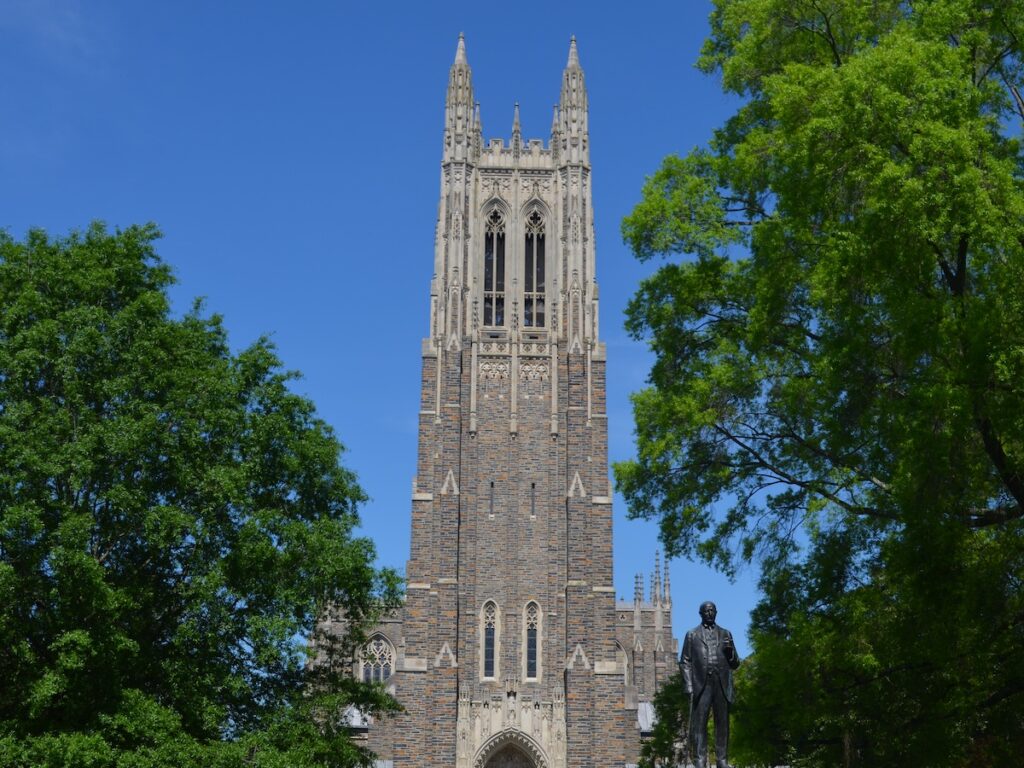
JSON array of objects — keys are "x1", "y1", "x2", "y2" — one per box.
[{"x1": 680, "y1": 601, "x2": 740, "y2": 768}]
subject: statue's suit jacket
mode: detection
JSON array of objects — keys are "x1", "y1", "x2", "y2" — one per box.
[{"x1": 680, "y1": 623, "x2": 741, "y2": 703}]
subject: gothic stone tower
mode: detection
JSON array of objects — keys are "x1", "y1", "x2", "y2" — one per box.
[{"x1": 351, "y1": 37, "x2": 678, "y2": 768}]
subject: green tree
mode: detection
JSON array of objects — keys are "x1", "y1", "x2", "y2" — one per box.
[
  {"x1": 616, "y1": 2, "x2": 1024, "y2": 765},
  {"x1": 635, "y1": 670, "x2": 687, "y2": 768},
  {"x1": 0, "y1": 223, "x2": 400, "y2": 767}
]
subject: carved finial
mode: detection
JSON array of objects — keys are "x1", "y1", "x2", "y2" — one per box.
[
  {"x1": 567, "y1": 35, "x2": 579, "y2": 68},
  {"x1": 664, "y1": 558, "x2": 672, "y2": 607},
  {"x1": 513, "y1": 102, "x2": 521, "y2": 134},
  {"x1": 454, "y1": 32, "x2": 467, "y2": 65},
  {"x1": 634, "y1": 572, "x2": 643, "y2": 603}
]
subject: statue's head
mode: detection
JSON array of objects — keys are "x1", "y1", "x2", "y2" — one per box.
[{"x1": 699, "y1": 601, "x2": 717, "y2": 625}]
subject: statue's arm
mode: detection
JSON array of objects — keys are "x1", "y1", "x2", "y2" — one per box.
[
  {"x1": 680, "y1": 632, "x2": 694, "y2": 694},
  {"x1": 724, "y1": 630, "x2": 740, "y2": 670}
]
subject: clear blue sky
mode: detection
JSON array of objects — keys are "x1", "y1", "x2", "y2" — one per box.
[{"x1": 1, "y1": 1, "x2": 756, "y2": 653}]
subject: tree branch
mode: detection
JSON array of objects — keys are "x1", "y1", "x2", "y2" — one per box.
[
  {"x1": 973, "y1": 409, "x2": 1024, "y2": 515},
  {"x1": 963, "y1": 504, "x2": 1024, "y2": 527},
  {"x1": 712, "y1": 424, "x2": 894, "y2": 521}
]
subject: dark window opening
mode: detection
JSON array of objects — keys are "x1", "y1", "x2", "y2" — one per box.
[
  {"x1": 525, "y1": 602, "x2": 539, "y2": 679},
  {"x1": 483, "y1": 602, "x2": 497, "y2": 678},
  {"x1": 484, "y1": 209, "x2": 506, "y2": 326},
  {"x1": 524, "y1": 210, "x2": 545, "y2": 328}
]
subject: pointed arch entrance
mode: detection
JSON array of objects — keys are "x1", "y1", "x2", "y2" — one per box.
[
  {"x1": 472, "y1": 728, "x2": 548, "y2": 768},
  {"x1": 483, "y1": 744, "x2": 535, "y2": 768}
]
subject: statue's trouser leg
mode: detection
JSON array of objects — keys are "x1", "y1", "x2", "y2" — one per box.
[
  {"x1": 711, "y1": 680, "x2": 730, "y2": 767},
  {"x1": 692, "y1": 684, "x2": 714, "y2": 767}
]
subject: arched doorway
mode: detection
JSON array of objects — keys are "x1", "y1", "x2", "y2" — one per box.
[{"x1": 483, "y1": 745, "x2": 535, "y2": 768}]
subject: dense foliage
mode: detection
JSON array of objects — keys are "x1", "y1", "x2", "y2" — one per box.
[
  {"x1": 0, "y1": 223, "x2": 400, "y2": 767},
  {"x1": 616, "y1": 2, "x2": 1024, "y2": 765}
]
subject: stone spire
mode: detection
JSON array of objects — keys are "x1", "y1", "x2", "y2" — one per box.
[
  {"x1": 558, "y1": 35, "x2": 588, "y2": 165},
  {"x1": 454, "y1": 31, "x2": 467, "y2": 64},
  {"x1": 511, "y1": 101, "x2": 522, "y2": 160},
  {"x1": 634, "y1": 573, "x2": 643, "y2": 632},
  {"x1": 550, "y1": 104, "x2": 561, "y2": 163},
  {"x1": 443, "y1": 33, "x2": 475, "y2": 163},
  {"x1": 663, "y1": 558, "x2": 672, "y2": 608},
  {"x1": 471, "y1": 102, "x2": 482, "y2": 160},
  {"x1": 654, "y1": 551, "x2": 663, "y2": 606}
]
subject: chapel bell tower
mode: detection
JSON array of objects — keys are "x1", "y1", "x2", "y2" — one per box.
[{"x1": 351, "y1": 36, "x2": 675, "y2": 768}]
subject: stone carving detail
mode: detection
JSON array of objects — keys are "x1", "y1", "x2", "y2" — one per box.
[
  {"x1": 483, "y1": 176, "x2": 512, "y2": 196},
  {"x1": 455, "y1": 690, "x2": 565, "y2": 768},
  {"x1": 519, "y1": 362, "x2": 549, "y2": 381},
  {"x1": 459, "y1": 696, "x2": 473, "y2": 759},
  {"x1": 481, "y1": 359, "x2": 511, "y2": 379}
]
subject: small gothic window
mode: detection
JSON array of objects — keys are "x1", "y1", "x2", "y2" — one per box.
[
  {"x1": 483, "y1": 601, "x2": 497, "y2": 678},
  {"x1": 523, "y1": 210, "x2": 545, "y2": 328},
  {"x1": 484, "y1": 209, "x2": 506, "y2": 326},
  {"x1": 360, "y1": 635, "x2": 395, "y2": 683},
  {"x1": 525, "y1": 602, "x2": 539, "y2": 679}
]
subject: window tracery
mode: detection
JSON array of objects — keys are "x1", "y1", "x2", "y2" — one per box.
[
  {"x1": 359, "y1": 634, "x2": 395, "y2": 683},
  {"x1": 483, "y1": 601, "x2": 498, "y2": 679},
  {"x1": 524, "y1": 601, "x2": 540, "y2": 680},
  {"x1": 523, "y1": 210, "x2": 545, "y2": 328},
  {"x1": 484, "y1": 209, "x2": 506, "y2": 326}
]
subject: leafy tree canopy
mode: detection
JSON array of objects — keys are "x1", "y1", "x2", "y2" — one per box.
[
  {"x1": 0, "y1": 223, "x2": 400, "y2": 767},
  {"x1": 616, "y1": 2, "x2": 1024, "y2": 765}
]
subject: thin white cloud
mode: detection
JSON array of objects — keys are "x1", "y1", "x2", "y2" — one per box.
[{"x1": 0, "y1": 0, "x2": 100, "y2": 64}]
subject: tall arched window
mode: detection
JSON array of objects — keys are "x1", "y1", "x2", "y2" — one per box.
[
  {"x1": 524, "y1": 602, "x2": 540, "y2": 680},
  {"x1": 483, "y1": 209, "x2": 506, "y2": 326},
  {"x1": 482, "y1": 601, "x2": 498, "y2": 679},
  {"x1": 523, "y1": 210, "x2": 545, "y2": 327},
  {"x1": 359, "y1": 634, "x2": 395, "y2": 683}
]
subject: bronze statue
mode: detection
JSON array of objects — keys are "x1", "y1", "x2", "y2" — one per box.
[{"x1": 680, "y1": 601, "x2": 740, "y2": 768}]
